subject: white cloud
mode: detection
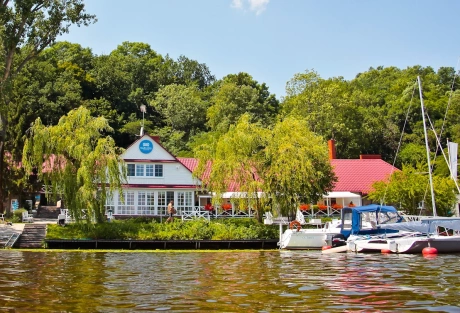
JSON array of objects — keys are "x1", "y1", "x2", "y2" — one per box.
[
  {"x1": 248, "y1": 0, "x2": 269, "y2": 15},
  {"x1": 231, "y1": 0, "x2": 269, "y2": 15},
  {"x1": 231, "y1": 0, "x2": 243, "y2": 9}
]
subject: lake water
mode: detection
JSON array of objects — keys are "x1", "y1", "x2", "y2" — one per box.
[{"x1": 0, "y1": 250, "x2": 459, "y2": 312}]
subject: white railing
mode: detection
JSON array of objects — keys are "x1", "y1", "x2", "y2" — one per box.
[{"x1": 181, "y1": 207, "x2": 210, "y2": 221}]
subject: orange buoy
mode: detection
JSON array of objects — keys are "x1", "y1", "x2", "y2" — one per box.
[
  {"x1": 322, "y1": 245, "x2": 332, "y2": 250},
  {"x1": 381, "y1": 249, "x2": 392, "y2": 254},
  {"x1": 289, "y1": 220, "x2": 302, "y2": 232},
  {"x1": 422, "y1": 247, "x2": 438, "y2": 255}
]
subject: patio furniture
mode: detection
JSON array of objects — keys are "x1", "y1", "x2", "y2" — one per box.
[{"x1": 22, "y1": 211, "x2": 34, "y2": 223}]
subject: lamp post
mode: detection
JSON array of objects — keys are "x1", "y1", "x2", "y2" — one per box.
[{"x1": 140, "y1": 105, "x2": 146, "y2": 136}]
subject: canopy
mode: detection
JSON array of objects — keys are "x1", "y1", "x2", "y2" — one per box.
[
  {"x1": 341, "y1": 204, "x2": 401, "y2": 237},
  {"x1": 323, "y1": 192, "x2": 360, "y2": 198},
  {"x1": 350, "y1": 204, "x2": 398, "y2": 214}
]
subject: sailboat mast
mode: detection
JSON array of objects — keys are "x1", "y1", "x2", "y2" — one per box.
[{"x1": 417, "y1": 76, "x2": 437, "y2": 216}]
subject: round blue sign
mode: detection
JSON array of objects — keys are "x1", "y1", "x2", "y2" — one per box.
[{"x1": 139, "y1": 140, "x2": 153, "y2": 154}]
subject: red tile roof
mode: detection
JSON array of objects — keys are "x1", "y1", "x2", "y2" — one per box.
[
  {"x1": 177, "y1": 158, "x2": 198, "y2": 172},
  {"x1": 178, "y1": 157, "x2": 399, "y2": 195},
  {"x1": 331, "y1": 159, "x2": 398, "y2": 194}
]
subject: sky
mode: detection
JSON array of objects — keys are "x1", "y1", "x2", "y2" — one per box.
[{"x1": 59, "y1": 0, "x2": 460, "y2": 99}]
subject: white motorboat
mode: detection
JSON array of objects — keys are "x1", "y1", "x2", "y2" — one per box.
[
  {"x1": 279, "y1": 204, "x2": 403, "y2": 250},
  {"x1": 278, "y1": 219, "x2": 343, "y2": 249}
]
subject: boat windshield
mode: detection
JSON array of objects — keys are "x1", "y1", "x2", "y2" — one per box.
[
  {"x1": 360, "y1": 211, "x2": 400, "y2": 229},
  {"x1": 342, "y1": 212, "x2": 352, "y2": 230}
]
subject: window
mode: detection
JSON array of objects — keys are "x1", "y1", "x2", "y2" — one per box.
[
  {"x1": 158, "y1": 191, "x2": 167, "y2": 215},
  {"x1": 138, "y1": 191, "x2": 155, "y2": 215},
  {"x1": 105, "y1": 195, "x2": 115, "y2": 214},
  {"x1": 118, "y1": 191, "x2": 135, "y2": 214},
  {"x1": 146, "y1": 164, "x2": 154, "y2": 176},
  {"x1": 177, "y1": 191, "x2": 193, "y2": 215},
  {"x1": 126, "y1": 163, "x2": 163, "y2": 177},
  {"x1": 136, "y1": 164, "x2": 144, "y2": 176},
  {"x1": 127, "y1": 164, "x2": 135, "y2": 176},
  {"x1": 155, "y1": 164, "x2": 163, "y2": 177}
]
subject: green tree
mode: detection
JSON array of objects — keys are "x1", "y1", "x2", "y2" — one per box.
[
  {"x1": 152, "y1": 84, "x2": 208, "y2": 132},
  {"x1": 194, "y1": 114, "x2": 268, "y2": 221},
  {"x1": 0, "y1": 0, "x2": 95, "y2": 212},
  {"x1": 263, "y1": 116, "x2": 337, "y2": 218},
  {"x1": 368, "y1": 164, "x2": 457, "y2": 216},
  {"x1": 194, "y1": 114, "x2": 336, "y2": 221},
  {"x1": 22, "y1": 106, "x2": 125, "y2": 223},
  {"x1": 207, "y1": 73, "x2": 279, "y2": 134}
]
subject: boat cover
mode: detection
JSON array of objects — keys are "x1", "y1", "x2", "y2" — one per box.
[
  {"x1": 342, "y1": 204, "x2": 402, "y2": 238},
  {"x1": 379, "y1": 218, "x2": 460, "y2": 234}
]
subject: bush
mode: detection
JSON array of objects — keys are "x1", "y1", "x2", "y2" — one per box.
[
  {"x1": 12, "y1": 208, "x2": 27, "y2": 223},
  {"x1": 46, "y1": 218, "x2": 279, "y2": 240}
]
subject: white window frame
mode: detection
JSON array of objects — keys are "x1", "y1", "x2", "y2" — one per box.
[
  {"x1": 118, "y1": 191, "x2": 135, "y2": 215},
  {"x1": 126, "y1": 163, "x2": 164, "y2": 178}
]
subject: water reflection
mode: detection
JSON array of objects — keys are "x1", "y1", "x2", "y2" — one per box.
[{"x1": 0, "y1": 250, "x2": 459, "y2": 312}]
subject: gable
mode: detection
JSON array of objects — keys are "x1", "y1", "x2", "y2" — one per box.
[{"x1": 122, "y1": 135, "x2": 175, "y2": 161}]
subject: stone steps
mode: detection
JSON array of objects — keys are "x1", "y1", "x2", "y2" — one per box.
[{"x1": 14, "y1": 224, "x2": 47, "y2": 248}]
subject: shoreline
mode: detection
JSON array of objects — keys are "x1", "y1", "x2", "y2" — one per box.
[{"x1": 45, "y1": 238, "x2": 279, "y2": 250}]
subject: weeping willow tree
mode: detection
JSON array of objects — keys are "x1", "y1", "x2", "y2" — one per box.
[
  {"x1": 194, "y1": 114, "x2": 337, "y2": 221},
  {"x1": 263, "y1": 116, "x2": 337, "y2": 219},
  {"x1": 194, "y1": 114, "x2": 268, "y2": 222},
  {"x1": 22, "y1": 106, "x2": 125, "y2": 223}
]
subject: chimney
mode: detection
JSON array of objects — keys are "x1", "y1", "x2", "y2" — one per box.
[
  {"x1": 360, "y1": 154, "x2": 381, "y2": 159},
  {"x1": 328, "y1": 139, "x2": 336, "y2": 159},
  {"x1": 152, "y1": 136, "x2": 161, "y2": 144}
]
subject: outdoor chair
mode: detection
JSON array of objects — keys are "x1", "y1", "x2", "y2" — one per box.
[{"x1": 22, "y1": 211, "x2": 34, "y2": 223}]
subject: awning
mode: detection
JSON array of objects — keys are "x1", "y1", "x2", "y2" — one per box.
[{"x1": 323, "y1": 191, "x2": 360, "y2": 198}]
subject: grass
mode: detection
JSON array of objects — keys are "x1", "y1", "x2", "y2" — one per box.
[{"x1": 46, "y1": 218, "x2": 279, "y2": 241}]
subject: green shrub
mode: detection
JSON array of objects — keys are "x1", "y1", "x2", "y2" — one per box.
[
  {"x1": 12, "y1": 208, "x2": 27, "y2": 223},
  {"x1": 45, "y1": 218, "x2": 279, "y2": 240}
]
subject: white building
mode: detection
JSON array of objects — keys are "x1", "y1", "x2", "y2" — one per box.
[{"x1": 107, "y1": 134, "x2": 200, "y2": 218}]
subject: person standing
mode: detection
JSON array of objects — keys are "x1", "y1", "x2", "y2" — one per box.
[{"x1": 166, "y1": 200, "x2": 175, "y2": 223}]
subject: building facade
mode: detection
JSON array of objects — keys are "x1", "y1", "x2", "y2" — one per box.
[{"x1": 107, "y1": 135, "x2": 200, "y2": 218}]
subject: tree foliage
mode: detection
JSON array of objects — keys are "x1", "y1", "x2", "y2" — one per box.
[
  {"x1": 194, "y1": 114, "x2": 336, "y2": 220},
  {"x1": 22, "y1": 106, "x2": 125, "y2": 223},
  {"x1": 367, "y1": 164, "x2": 457, "y2": 216},
  {"x1": 0, "y1": 9, "x2": 458, "y2": 218},
  {"x1": 0, "y1": 0, "x2": 95, "y2": 211}
]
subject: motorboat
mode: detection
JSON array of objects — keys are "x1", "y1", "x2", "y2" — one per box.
[{"x1": 278, "y1": 204, "x2": 403, "y2": 250}]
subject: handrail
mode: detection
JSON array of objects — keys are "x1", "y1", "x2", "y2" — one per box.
[{"x1": 4, "y1": 233, "x2": 19, "y2": 248}]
